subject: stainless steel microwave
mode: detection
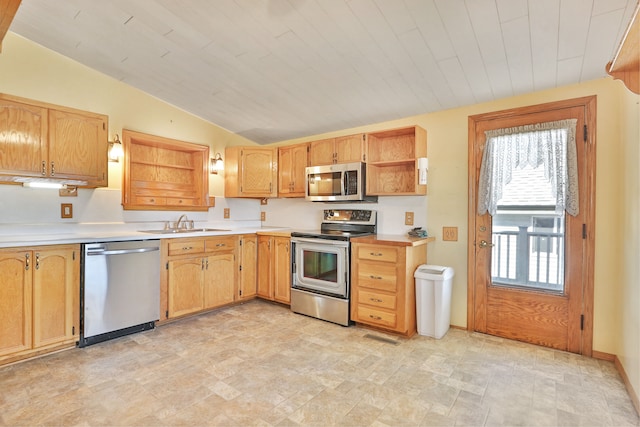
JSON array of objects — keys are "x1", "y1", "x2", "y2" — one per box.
[{"x1": 305, "y1": 162, "x2": 377, "y2": 202}]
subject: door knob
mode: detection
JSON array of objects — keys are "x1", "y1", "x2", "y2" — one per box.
[{"x1": 478, "y1": 240, "x2": 494, "y2": 248}]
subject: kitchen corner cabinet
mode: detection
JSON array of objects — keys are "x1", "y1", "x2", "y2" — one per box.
[
  {"x1": 164, "y1": 236, "x2": 237, "y2": 320},
  {"x1": 309, "y1": 133, "x2": 366, "y2": 166},
  {"x1": 278, "y1": 143, "x2": 309, "y2": 198},
  {"x1": 366, "y1": 126, "x2": 427, "y2": 195},
  {"x1": 225, "y1": 146, "x2": 278, "y2": 198},
  {"x1": 0, "y1": 244, "x2": 80, "y2": 365},
  {"x1": 257, "y1": 234, "x2": 291, "y2": 304},
  {"x1": 350, "y1": 237, "x2": 432, "y2": 337},
  {"x1": 238, "y1": 235, "x2": 257, "y2": 300},
  {"x1": 122, "y1": 129, "x2": 210, "y2": 211},
  {"x1": 0, "y1": 94, "x2": 108, "y2": 187}
]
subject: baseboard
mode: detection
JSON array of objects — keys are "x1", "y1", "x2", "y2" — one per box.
[
  {"x1": 592, "y1": 349, "x2": 616, "y2": 361},
  {"x1": 614, "y1": 355, "x2": 640, "y2": 416}
]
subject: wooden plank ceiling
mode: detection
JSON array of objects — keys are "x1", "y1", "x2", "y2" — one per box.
[{"x1": 7, "y1": 0, "x2": 639, "y2": 144}]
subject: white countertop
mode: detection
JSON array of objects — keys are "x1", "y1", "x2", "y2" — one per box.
[{"x1": 0, "y1": 224, "x2": 291, "y2": 248}]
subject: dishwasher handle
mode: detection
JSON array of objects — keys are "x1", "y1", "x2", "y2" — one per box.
[{"x1": 86, "y1": 246, "x2": 160, "y2": 256}]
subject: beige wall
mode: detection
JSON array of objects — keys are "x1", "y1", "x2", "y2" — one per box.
[{"x1": 617, "y1": 82, "x2": 640, "y2": 406}]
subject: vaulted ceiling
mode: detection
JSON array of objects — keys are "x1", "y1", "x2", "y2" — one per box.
[{"x1": 9, "y1": 0, "x2": 638, "y2": 144}]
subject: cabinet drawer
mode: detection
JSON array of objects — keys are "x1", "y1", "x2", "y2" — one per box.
[
  {"x1": 358, "y1": 262, "x2": 397, "y2": 291},
  {"x1": 356, "y1": 245, "x2": 398, "y2": 262},
  {"x1": 166, "y1": 197, "x2": 199, "y2": 206},
  {"x1": 134, "y1": 196, "x2": 167, "y2": 205},
  {"x1": 205, "y1": 236, "x2": 237, "y2": 253},
  {"x1": 167, "y1": 239, "x2": 206, "y2": 256},
  {"x1": 357, "y1": 290, "x2": 396, "y2": 310},
  {"x1": 357, "y1": 306, "x2": 396, "y2": 328}
]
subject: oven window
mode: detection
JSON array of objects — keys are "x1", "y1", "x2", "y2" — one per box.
[
  {"x1": 308, "y1": 172, "x2": 341, "y2": 196},
  {"x1": 302, "y1": 249, "x2": 338, "y2": 283}
]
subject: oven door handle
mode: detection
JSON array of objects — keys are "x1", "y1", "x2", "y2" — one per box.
[{"x1": 291, "y1": 237, "x2": 349, "y2": 246}]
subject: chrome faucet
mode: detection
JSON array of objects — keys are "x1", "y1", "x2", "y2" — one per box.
[{"x1": 175, "y1": 214, "x2": 189, "y2": 230}]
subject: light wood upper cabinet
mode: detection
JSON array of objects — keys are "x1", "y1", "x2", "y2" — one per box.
[
  {"x1": 0, "y1": 94, "x2": 108, "y2": 187},
  {"x1": 366, "y1": 125, "x2": 427, "y2": 195},
  {"x1": 0, "y1": 244, "x2": 80, "y2": 366},
  {"x1": 309, "y1": 134, "x2": 366, "y2": 166},
  {"x1": 49, "y1": 109, "x2": 108, "y2": 186},
  {"x1": 122, "y1": 129, "x2": 210, "y2": 211},
  {"x1": 278, "y1": 143, "x2": 309, "y2": 198},
  {"x1": 0, "y1": 98, "x2": 47, "y2": 178},
  {"x1": 225, "y1": 146, "x2": 277, "y2": 198}
]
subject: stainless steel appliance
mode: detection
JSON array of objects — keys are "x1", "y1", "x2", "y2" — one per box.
[
  {"x1": 305, "y1": 162, "x2": 377, "y2": 202},
  {"x1": 291, "y1": 209, "x2": 376, "y2": 326},
  {"x1": 80, "y1": 240, "x2": 160, "y2": 347}
]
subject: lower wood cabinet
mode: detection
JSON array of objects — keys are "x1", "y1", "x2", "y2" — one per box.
[
  {"x1": 257, "y1": 234, "x2": 291, "y2": 304},
  {"x1": 164, "y1": 236, "x2": 238, "y2": 319},
  {"x1": 350, "y1": 238, "x2": 431, "y2": 337},
  {"x1": 238, "y1": 235, "x2": 257, "y2": 300},
  {"x1": 0, "y1": 244, "x2": 79, "y2": 365}
]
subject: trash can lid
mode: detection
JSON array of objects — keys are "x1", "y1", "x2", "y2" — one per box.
[{"x1": 414, "y1": 264, "x2": 455, "y2": 279}]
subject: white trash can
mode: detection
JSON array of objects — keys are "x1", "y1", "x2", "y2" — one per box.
[{"x1": 414, "y1": 265, "x2": 455, "y2": 339}]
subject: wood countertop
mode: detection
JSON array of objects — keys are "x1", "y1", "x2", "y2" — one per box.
[{"x1": 351, "y1": 234, "x2": 435, "y2": 247}]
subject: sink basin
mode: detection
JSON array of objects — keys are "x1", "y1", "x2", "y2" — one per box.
[{"x1": 139, "y1": 228, "x2": 231, "y2": 234}]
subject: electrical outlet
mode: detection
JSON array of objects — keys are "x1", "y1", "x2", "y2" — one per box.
[
  {"x1": 405, "y1": 212, "x2": 414, "y2": 226},
  {"x1": 61, "y1": 203, "x2": 73, "y2": 219},
  {"x1": 261, "y1": 212, "x2": 266, "y2": 221},
  {"x1": 443, "y1": 227, "x2": 458, "y2": 241},
  {"x1": 223, "y1": 208, "x2": 230, "y2": 219}
]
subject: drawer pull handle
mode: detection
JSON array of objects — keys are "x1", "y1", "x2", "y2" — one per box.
[
  {"x1": 369, "y1": 314, "x2": 382, "y2": 320},
  {"x1": 216, "y1": 243, "x2": 226, "y2": 247},
  {"x1": 369, "y1": 275, "x2": 382, "y2": 280},
  {"x1": 369, "y1": 252, "x2": 383, "y2": 256},
  {"x1": 369, "y1": 298, "x2": 383, "y2": 303},
  {"x1": 182, "y1": 246, "x2": 193, "y2": 250}
]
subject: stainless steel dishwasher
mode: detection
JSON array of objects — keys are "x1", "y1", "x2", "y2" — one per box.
[{"x1": 80, "y1": 240, "x2": 160, "y2": 347}]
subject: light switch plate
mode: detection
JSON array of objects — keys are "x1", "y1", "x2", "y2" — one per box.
[
  {"x1": 443, "y1": 227, "x2": 458, "y2": 241},
  {"x1": 405, "y1": 212, "x2": 414, "y2": 226},
  {"x1": 223, "y1": 208, "x2": 230, "y2": 219}
]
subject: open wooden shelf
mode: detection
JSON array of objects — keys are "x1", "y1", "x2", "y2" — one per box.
[
  {"x1": 122, "y1": 129, "x2": 210, "y2": 211},
  {"x1": 366, "y1": 126, "x2": 427, "y2": 196}
]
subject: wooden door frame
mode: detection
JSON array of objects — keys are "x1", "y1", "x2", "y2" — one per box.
[{"x1": 467, "y1": 96, "x2": 597, "y2": 356}]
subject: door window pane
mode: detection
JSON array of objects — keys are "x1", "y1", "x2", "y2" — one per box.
[
  {"x1": 491, "y1": 165, "x2": 565, "y2": 292},
  {"x1": 302, "y1": 250, "x2": 338, "y2": 283}
]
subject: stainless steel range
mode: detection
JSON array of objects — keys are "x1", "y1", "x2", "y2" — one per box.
[{"x1": 290, "y1": 209, "x2": 376, "y2": 326}]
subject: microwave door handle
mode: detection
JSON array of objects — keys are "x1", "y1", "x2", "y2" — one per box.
[{"x1": 341, "y1": 172, "x2": 346, "y2": 196}]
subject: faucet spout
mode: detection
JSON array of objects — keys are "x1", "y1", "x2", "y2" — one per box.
[{"x1": 175, "y1": 214, "x2": 188, "y2": 229}]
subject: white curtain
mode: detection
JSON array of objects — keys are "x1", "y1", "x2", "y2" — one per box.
[{"x1": 477, "y1": 119, "x2": 579, "y2": 216}]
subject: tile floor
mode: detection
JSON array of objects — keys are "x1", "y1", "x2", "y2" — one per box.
[{"x1": 0, "y1": 300, "x2": 638, "y2": 426}]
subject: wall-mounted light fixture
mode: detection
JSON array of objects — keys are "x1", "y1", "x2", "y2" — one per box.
[
  {"x1": 209, "y1": 152, "x2": 223, "y2": 174},
  {"x1": 108, "y1": 134, "x2": 124, "y2": 162}
]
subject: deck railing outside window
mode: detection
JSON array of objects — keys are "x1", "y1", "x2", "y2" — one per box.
[{"x1": 491, "y1": 209, "x2": 565, "y2": 292}]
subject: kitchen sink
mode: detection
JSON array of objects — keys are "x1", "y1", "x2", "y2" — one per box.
[{"x1": 139, "y1": 228, "x2": 231, "y2": 234}]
